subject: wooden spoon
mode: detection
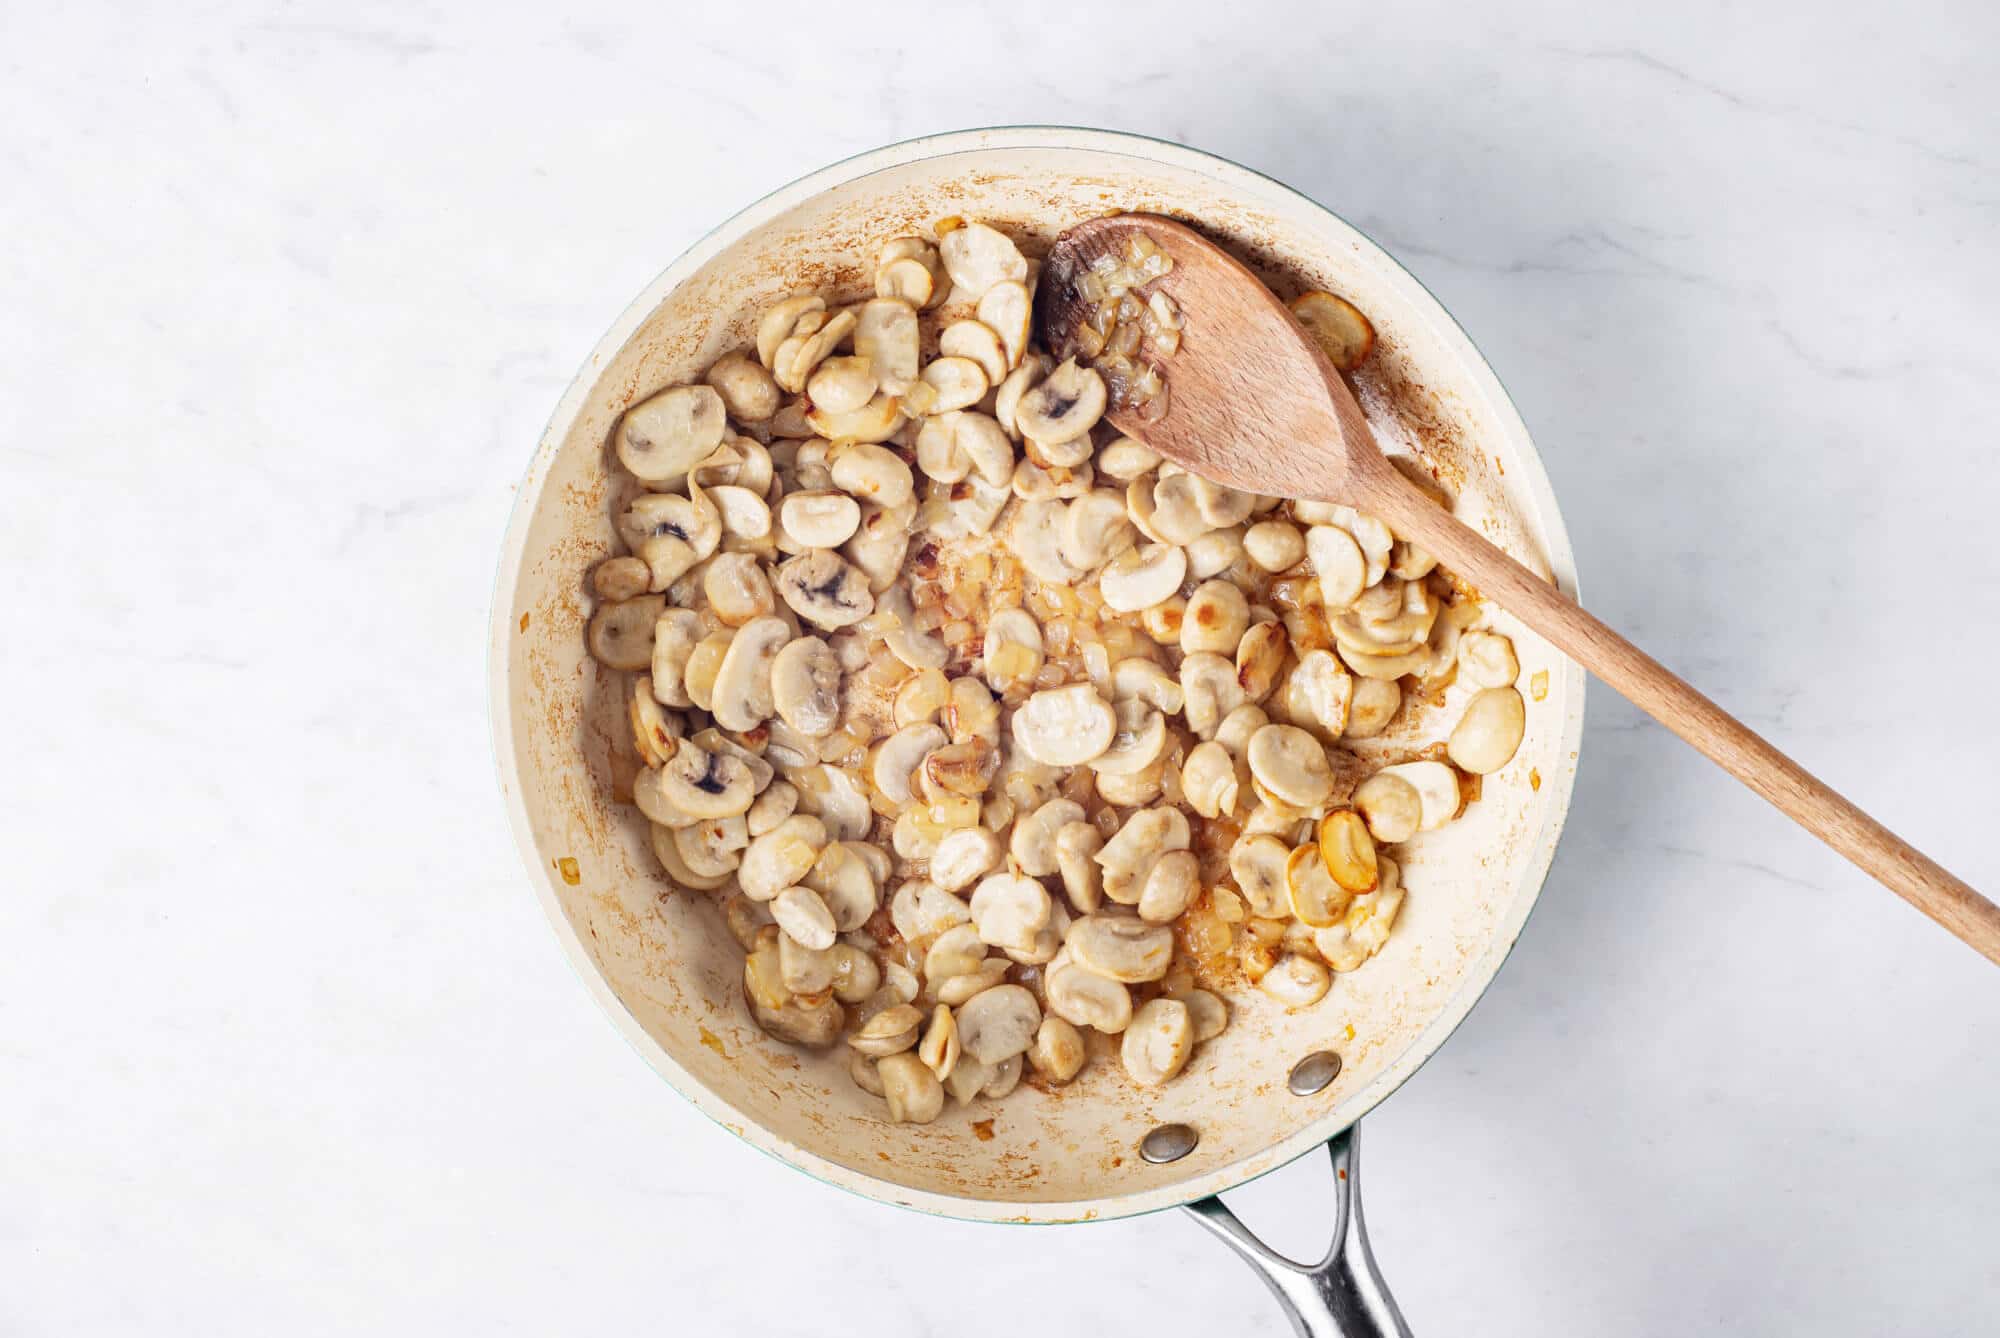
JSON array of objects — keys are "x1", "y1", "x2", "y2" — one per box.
[{"x1": 1036, "y1": 212, "x2": 2000, "y2": 965}]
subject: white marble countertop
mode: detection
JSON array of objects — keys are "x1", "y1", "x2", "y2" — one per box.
[{"x1": 5, "y1": 3, "x2": 1997, "y2": 1334}]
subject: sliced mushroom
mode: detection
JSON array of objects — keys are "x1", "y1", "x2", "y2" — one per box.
[
  {"x1": 656, "y1": 741, "x2": 756, "y2": 820},
  {"x1": 1120, "y1": 998, "x2": 1193, "y2": 1086},
  {"x1": 629, "y1": 678, "x2": 682, "y2": 768},
  {"x1": 1448, "y1": 687, "x2": 1526, "y2": 775},
  {"x1": 1315, "y1": 858, "x2": 1405, "y2": 972},
  {"x1": 877, "y1": 1052, "x2": 945, "y2": 1123},
  {"x1": 1109, "y1": 657, "x2": 1185, "y2": 714},
  {"x1": 853, "y1": 298, "x2": 920, "y2": 394},
  {"x1": 1067, "y1": 915, "x2": 1174, "y2": 983},
  {"x1": 745, "y1": 780, "x2": 799, "y2": 836},
  {"x1": 1286, "y1": 840, "x2": 1353, "y2": 927},
  {"x1": 702, "y1": 554, "x2": 775, "y2": 627},
  {"x1": 939, "y1": 319, "x2": 1009, "y2": 386},
  {"x1": 1186, "y1": 526, "x2": 1247, "y2": 580},
  {"x1": 1259, "y1": 953, "x2": 1332, "y2": 1009},
  {"x1": 1045, "y1": 955, "x2": 1133, "y2": 1032},
  {"x1": 1182, "y1": 579, "x2": 1251, "y2": 655},
  {"x1": 1097, "y1": 437, "x2": 1161, "y2": 480},
  {"x1": 889, "y1": 878, "x2": 973, "y2": 943},
  {"x1": 1095, "y1": 698, "x2": 1168, "y2": 776},
  {"x1": 1015, "y1": 358, "x2": 1106, "y2": 444},
  {"x1": 921, "y1": 356, "x2": 988, "y2": 413},
  {"x1": 936, "y1": 958, "x2": 1009, "y2": 1007},
  {"x1": 954, "y1": 412, "x2": 1016, "y2": 487},
  {"x1": 1235, "y1": 621, "x2": 1288, "y2": 703},
  {"x1": 1352, "y1": 772, "x2": 1423, "y2": 844},
  {"x1": 1174, "y1": 988, "x2": 1229, "y2": 1043},
  {"x1": 954, "y1": 984, "x2": 1040, "y2": 1066},
  {"x1": 793, "y1": 762, "x2": 872, "y2": 840},
  {"x1": 981, "y1": 607, "x2": 1045, "y2": 693},
  {"x1": 804, "y1": 841, "x2": 880, "y2": 932},
  {"x1": 769, "y1": 635, "x2": 841, "y2": 737},
  {"x1": 976, "y1": 280, "x2": 1031, "y2": 369},
  {"x1": 921, "y1": 739, "x2": 999, "y2": 800},
  {"x1": 1215, "y1": 703, "x2": 1270, "y2": 757},
  {"x1": 1245, "y1": 724, "x2": 1335, "y2": 810},
  {"x1": 1138, "y1": 850, "x2": 1200, "y2": 924},
  {"x1": 876, "y1": 255, "x2": 934, "y2": 307},
  {"x1": 1307, "y1": 524, "x2": 1367, "y2": 608},
  {"x1": 851, "y1": 1002, "x2": 924, "y2": 1057},
  {"x1": 805, "y1": 392, "x2": 903, "y2": 445},
  {"x1": 681, "y1": 630, "x2": 731, "y2": 711},
  {"x1": 873, "y1": 723, "x2": 947, "y2": 806},
  {"x1": 828, "y1": 441, "x2": 915, "y2": 510},
  {"x1": 970, "y1": 872, "x2": 1052, "y2": 954},
  {"x1": 1229, "y1": 832, "x2": 1291, "y2": 918},
  {"x1": 1011, "y1": 684, "x2": 1116, "y2": 766},
  {"x1": 704, "y1": 350, "x2": 781, "y2": 422},
  {"x1": 1007, "y1": 498, "x2": 1078, "y2": 584},
  {"x1": 592, "y1": 555, "x2": 652, "y2": 601},
  {"x1": 779, "y1": 490, "x2": 861, "y2": 549},
  {"x1": 1343, "y1": 676, "x2": 1402, "y2": 739},
  {"x1": 1010, "y1": 798, "x2": 1085, "y2": 877},
  {"x1": 1317, "y1": 809, "x2": 1380, "y2": 895},
  {"x1": 747, "y1": 978, "x2": 844, "y2": 1050},
  {"x1": 770, "y1": 886, "x2": 837, "y2": 952},
  {"x1": 1146, "y1": 473, "x2": 1215, "y2": 546},
  {"x1": 1244, "y1": 520, "x2": 1306, "y2": 573},
  {"x1": 1139, "y1": 595, "x2": 1186, "y2": 645},
  {"x1": 737, "y1": 814, "x2": 828, "y2": 901},
  {"x1": 843, "y1": 499, "x2": 913, "y2": 594},
  {"x1": 923, "y1": 923, "x2": 987, "y2": 984},
  {"x1": 806, "y1": 355, "x2": 877, "y2": 415},
  {"x1": 775, "y1": 550, "x2": 874, "y2": 630},
  {"x1": 1377, "y1": 760, "x2": 1462, "y2": 831},
  {"x1": 937, "y1": 221, "x2": 1027, "y2": 298},
  {"x1": 1028, "y1": 1016, "x2": 1087, "y2": 1084},
  {"x1": 773, "y1": 308, "x2": 856, "y2": 395},
  {"x1": 710, "y1": 616, "x2": 788, "y2": 732},
  {"x1": 621, "y1": 492, "x2": 721, "y2": 590},
  {"x1": 1054, "y1": 821, "x2": 1104, "y2": 913},
  {"x1": 993, "y1": 355, "x2": 1049, "y2": 440},
  {"x1": 944, "y1": 676, "x2": 1001, "y2": 745},
  {"x1": 1290, "y1": 290, "x2": 1376, "y2": 370},
  {"x1": 616, "y1": 384, "x2": 726, "y2": 484},
  {"x1": 1011, "y1": 456, "x2": 1094, "y2": 503},
  {"x1": 1098, "y1": 544, "x2": 1187, "y2": 613},
  {"x1": 673, "y1": 815, "x2": 746, "y2": 880},
  {"x1": 915, "y1": 412, "x2": 970, "y2": 483},
  {"x1": 1180, "y1": 653, "x2": 1248, "y2": 738},
  {"x1": 649, "y1": 819, "x2": 732, "y2": 889},
  {"x1": 1279, "y1": 648, "x2": 1355, "y2": 741},
  {"x1": 587, "y1": 594, "x2": 666, "y2": 670},
  {"x1": 930, "y1": 826, "x2": 1002, "y2": 893},
  {"x1": 1181, "y1": 740, "x2": 1243, "y2": 819}
]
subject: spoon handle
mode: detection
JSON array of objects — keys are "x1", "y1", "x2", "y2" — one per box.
[{"x1": 1356, "y1": 463, "x2": 2000, "y2": 965}]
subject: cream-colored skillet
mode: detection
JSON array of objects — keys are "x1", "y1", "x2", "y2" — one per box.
[{"x1": 489, "y1": 128, "x2": 1587, "y2": 1336}]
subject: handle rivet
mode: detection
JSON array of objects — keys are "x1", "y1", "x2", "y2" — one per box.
[
  {"x1": 1140, "y1": 1122, "x2": 1198, "y2": 1164},
  {"x1": 1288, "y1": 1051, "x2": 1343, "y2": 1095}
]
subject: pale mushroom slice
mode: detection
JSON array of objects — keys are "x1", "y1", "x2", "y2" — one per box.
[
  {"x1": 737, "y1": 814, "x2": 829, "y2": 901},
  {"x1": 939, "y1": 319, "x2": 1009, "y2": 386},
  {"x1": 1146, "y1": 473, "x2": 1215, "y2": 546},
  {"x1": 875, "y1": 255, "x2": 935, "y2": 307},
  {"x1": 1279, "y1": 648, "x2": 1354, "y2": 741},
  {"x1": 937, "y1": 221, "x2": 1028, "y2": 299},
  {"x1": 771, "y1": 886, "x2": 837, "y2": 952},
  {"x1": 1376, "y1": 760, "x2": 1462, "y2": 832},
  {"x1": 649, "y1": 820, "x2": 731, "y2": 890},
  {"x1": 920, "y1": 739, "x2": 999, "y2": 801},
  {"x1": 853, "y1": 298, "x2": 921, "y2": 394},
  {"x1": 1010, "y1": 798, "x2": 1085, "y2": 877},
  {"x1": 1011, "y1": 457, "x2": 1093, "y2": 503},
  {"x1": 873, "y1": 723, "x2": 947, "y2": 806},
  {"x1": 1045, "y1": 954, "x2": 1132, "y2": 1033},
  {"x1": 1229, "y1": 832, "x2": 1292, "y2": 918},
  {"x1": 634, "y1": 765, "x2": 702, "y2": 830},
  {"x1": 1174, "y1": 988, "x2": 1229, "y2": 1043},
  {"x1": 747, "y1": 979, "x2": 845, "y2": 1051},
  {"x1": 709, "y1": 616, "x2": 789, "y2": 732},
  {"x1": 591, "y1": 555, "x2": 652, "y2": 602},
  {"x1": 1235, "y1": 621, "x2": 1289, "y2": 703},
  {"x1": 1011, "y1": 685, "x2": 1116, "y2": 767},
  {"x1": 1007, "y1": 497, "x2": 1079, "y2": 585},
  {"x1": 1098, "y1": 544, "x2": 1187, "y2": 613},
  {"x1": 1259, "y1": 953, "x2": 1332, "y2": 1009},
  {"x1": 1186, "y1": 526, "x2": 1247, "y2": 580},
  {"x1": 616, "y1": 384, "x2": 727, "y2": 484},
  {"x1": 1244, "y1": 520, "x2": 1306, "y2": 573},
  {"x1": 1448, "y1": 687, "x2": 1526, "y2": 775},
  {"x1": 1343, "y1": 677, "x2": 1402, "y2": 739},
  {"x1": 1060, "y1": 489, "x2": 1139, "y2": 573},
  {"x1": 1315, "y1": 859, "x2": 1406, "y2": 972},
  {"x1": 976, "y1": 280, "x2": 1031, "y2": 369},
  {"x1": 805, "y1": 355, "x2": 877, "y2": 415},
  {"x1": 620, "y1": 492, "x2": 720, "y2": 590},
  {"x1": 773, "y1": 309, "x2": 857, "y2": 395},
  {"x1": 1307, "y1": 523, "x2": 1368, "y2": 609},
  {"x1": 1352, "y1": 772, "x2": 1423, "y2": 844},
  {"x1": 656, "y1": 739, "x2": 758, "y2": 821},
  {"x1": 1054, "y1": 821, "x2": 1105, "y2": 913},
  {"x1": 920, "y1": 356, "x2": 989, "y2": 414},
  {"x1": 917, "y1": 1003, "x2": 961, "y2": 1081},
  {"x1": 914, "y1": 412, "x2": 971, "y2": 483},
  {"x1": 970, "y1": 872, "x2": 1052, "y2": 954},
  {"x1": 681, "y1": 631, "x2": 731, "y2": 712},
  {"x1": 936, "y1": 958, "x2": 1009, "y2": 1008},
  {"x1": 843, "y1": 499, "x2": 914, "y2": 594},
  {"x1": 850, "y1": 1002, "x2": 924, "y2": 1058},
  {"x1": 1181, "y1": 580, "x2": 1252, "y2": 655},
  {"x1": 805, "y1": 392, "x2": 904, "y2": 445},
  {"x1": 1067, "y1": 915, "x2": 1174, "y2": 984},
  {"x1": 1110, "y1": 657, "x2": 1185, "y2": 714},
  {"x1": 795, "y1": 763, "x2": 872, "y2": 841},
  {"x1": 923, "y1": 923, "x2": 986, "y2": 984},
  {"x1": 769, "y1": 635, "x2": 841, "y2": 737},
  {"x1": 1137, "y1": 850, "x2": 1200, "y2": 924},
  {"x1": 1457, "y1": 630, "x2": 1520, "y2": 688},
  {"x1": 1181, "y1": 740, "x2": 1243, "y2": 819},
  {"x1": 779, "y1": 490, "x2": 862, "y2": 549},
  {"x1": 954, "y1": 984, "x2": 1041, "y2": 1066},
  {"x1": 1285, "y1": 840, "x2": 1353, "y2": 928},
  {"x1": 828, "y1": 441, "x2": 915, "y2": 510},
  {"x1": 774, "y1": 550, "x2": 874, "y2": 630},
  {"x1": 1289, "y1": 290, "x2": 1376, "y2": 371},
  {"x1": 756, "y1": 295, "x2": 826, "y2": 368},
  {"x1": 942, "y1": 1053, "x2": 994, "y2": 1107},
  {"x1": 1014, "y1": 358, "x2": 1106, "y2": 444},
  {"x1": 1024, "y1": 433, "x2": 1093, "y2": 468},
  {"x1": 1180, "y1": 653, "x2": 1248, "y2": 738},
  {"x1": 953, "y1": 412, "x2": 1016, "y2": 487},
  {"x1": 702, "y1": 552, "x2": 775, "y2": 626},
  {"x1": 587, "y1": 594, "x2": 666, "y2": 671},
  {"x1": 629, "y1": 678, "x2": 682, "y2": 768},
  {"x1": 1120, "y1": 998, "x2": 1194, "y2": 1086},
  {"x1": 704, "y1": 350, "x2": 781, "y2": 423},
  {"x1": 1247, "y1": 724, "x2": 1334, "y2": 810},
  {"x1": 888, "y1": 878, "x2": 974, "y2": 943},
  {"x1": 871, "y1": 586, "x2": 946, "y2": 673},
  {"x1": 929, "y1": 826, "x2": 1002, "y2": 893},
  {"x1": 877, "y1": 1052, "x2": 945, "y2": 1124},
  {"x1": 1094, "y1": 698, "x2": 1168, "y2": 776},
  {"x1": 1096, "y1": 436, "x2": 1161, "y2": 481},
  {"x1": 745, "y1": 780, "x2": 799, "y2": 836},
  {"x1": 981, "y1": 606, "x2": 1045, "y2": 693},
  {"x1": 1215, "y1": 703, "x2": 1271, "y2": 758},
  {"x1": 992, "y1": 355, "x2": 1049, "y2": 440},
  {"x1": 1029, "y1": 1017, "x2": 1087, "y2": 1084}
]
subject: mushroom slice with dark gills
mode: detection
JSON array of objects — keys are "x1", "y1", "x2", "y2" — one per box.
[
  {"x1": 774, "y1": 549, "x2": 875, "y2": 631},
  {"x1": 615, "y1": 384, "x2": 726, "y2": 484},
  {"x1": 619, "y1": 492, "x2": 720, "y2": 591},
  {"x1": 657, "y1": 739, "x2": 757, "y2": 820}
]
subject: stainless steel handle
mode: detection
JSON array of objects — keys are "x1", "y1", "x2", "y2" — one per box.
[{"x1": 1184, "y1": 1127, "x2": 1412, "y2": 1338}]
